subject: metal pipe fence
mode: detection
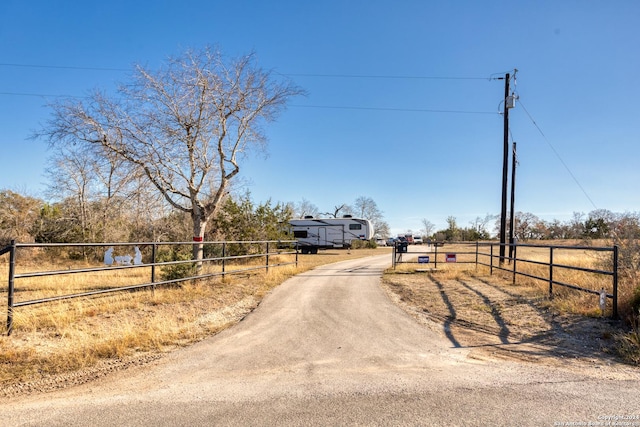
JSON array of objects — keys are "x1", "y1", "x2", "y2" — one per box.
[
  {"x1": 1, "y1": 239, "x2": 298, "y2": 335},
  {"x1": 392, "y1": 241, "x2": 619, "y2": 318},
  {"x1": 477, "y1": 242, "x2": 618, "y2": 318},
  {"x1": 392, "y1": 243, "x2": 477, "y2": 269}
]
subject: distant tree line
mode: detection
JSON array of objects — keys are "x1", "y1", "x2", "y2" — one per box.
[
  {"x1": 0, "y1": 188, "x2": 290, "y2": 247},
  {"x1": 418, "y1": 209, "x2": 640, "y2": 243},
  {"x1": 0, "y1": 188, "x2": 389, "y2": 248},
  {"x1": 5, "y1": 185, "x2": 638, "y2": 249}
]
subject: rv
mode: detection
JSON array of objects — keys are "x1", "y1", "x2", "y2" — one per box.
[{"x1": 289, "y1": 216, "x2": 374, "y2": 254}]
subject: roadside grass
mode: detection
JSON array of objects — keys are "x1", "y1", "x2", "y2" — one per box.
[{"x1": 0, "y1": 248, "x2": 386, "y2": 388}]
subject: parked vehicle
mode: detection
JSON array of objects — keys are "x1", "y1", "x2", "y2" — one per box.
[
  {"x1": 289, "y1": 216, "x2": 374, "y2": 254},
  {"x1": 413, "y1": 236, "x2": 423, "y2": 245}
]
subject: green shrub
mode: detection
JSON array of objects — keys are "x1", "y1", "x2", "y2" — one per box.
[
  {"x1": 351, "y1": 239, "x2": 377, "y2": 249},
  {"x1": 157, "y1": 248, "x2": 196, "y2": 281}
]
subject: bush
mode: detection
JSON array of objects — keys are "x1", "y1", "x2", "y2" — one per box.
[
  {"x1": 350, "y1": 239, "x2": 377, "y2": 250},
  {"x1": 157, "y1": 248, "x2": 196, "y2": 281}
]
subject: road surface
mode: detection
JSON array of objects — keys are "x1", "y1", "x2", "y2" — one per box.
[{"x1": 3, "y1": 254, "x2": 640, "y2": 426}]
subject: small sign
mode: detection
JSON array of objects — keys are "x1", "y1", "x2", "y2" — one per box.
[
  {"x1": 193, "y1": 236, "x2": 203, "y2": 242},
  {"x1": 418, "y1": 256, "x2": 430, "y2": 264},
  {"x1": 445, "y1": 253, "x2": 457, "y2": 263},
  {"x1": 599, "y1": 288, "x2": 607, "y2": 315}
]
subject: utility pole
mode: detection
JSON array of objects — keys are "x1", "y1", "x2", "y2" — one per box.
[
  {"x1": 508, "y1": 141, "x2": 517, "y2": 261},
  {"x1": 499, "y1": 73, "x2": 510, "y2": 265}
]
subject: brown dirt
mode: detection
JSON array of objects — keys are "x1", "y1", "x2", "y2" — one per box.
[{"x1": 381, "y1": 269, "x2": 625, "y2": 369}]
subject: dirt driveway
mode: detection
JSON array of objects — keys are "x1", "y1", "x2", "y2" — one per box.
[{"x1": 2, "y1": 254, "x2": 640, "y2": 426}]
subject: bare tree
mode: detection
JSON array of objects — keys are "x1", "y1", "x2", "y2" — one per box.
[
  {"x1": 469, "y1": 214, "x2": 496, "y2": 240},
  {"x1": 45, "y1": 143, "x2": 147, "y2": 243},
  {"x1": 37, "y1": 46, "x2": 304, "y2": 262},
  {"x1": 353, "y1": 196, "x2": 377, "y2": 219},
  {"x1": 421, "y1": 219, "x2": 435, "y2": 238},
  {"x1": 0, "y1": 190, "x2": 42, "y2": 245},
  {"x1": 323, "y1": 204, "x2": 349, "y2": 218},
  {"x1": 513, "y1": 211, "x2": 542, "y2": 241},
  {"x1": 352, "y1": 196, "x2": 387, "y2": 237},
  {"x1": 294, "y1": 198, "x2": 319, "y2": 218},
  {"x1": 45, "y1": 146, "x2": 94, "y2": 243}
]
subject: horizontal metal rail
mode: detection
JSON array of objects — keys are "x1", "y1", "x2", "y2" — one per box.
[
  {"x1": 13, "y1": 260, "x2": 298, "y2": 308},
  {"x1": 13, "y1": 249, "x2": 297, "y2": 279},
  {"x1": 392, "y1": 244, "x2": 477, "y2": 269},
  {"x1": 2, "y1": 240, "x2": 298, "y2": 335},
  {"x1": 477, "y1": 242, "x2": 618, "y2": 318},
  {"x1": 396, "y1": 241, "x2": 618, "y2": 318}
]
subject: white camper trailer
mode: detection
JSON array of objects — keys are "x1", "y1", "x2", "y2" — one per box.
[{"x1": 289, "y1": 216, "x2": 374, "y2": 254}]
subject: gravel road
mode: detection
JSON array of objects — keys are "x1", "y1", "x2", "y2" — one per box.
[{"x1": 3, "y1": 254, "x2": 640, "y2": 426}]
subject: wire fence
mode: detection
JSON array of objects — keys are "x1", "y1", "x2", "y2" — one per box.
[{"x1": 1, "y1": 239, "x2": 298, "y2": 336}]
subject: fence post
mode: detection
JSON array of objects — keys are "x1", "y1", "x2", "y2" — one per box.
[
  {"x1": 434, "y1": 244, "x2": 438, "y2": 269},
  {"x1": 151, "y1": 244, "x2": 157, "y2": 282},
  {"x1": 475, "y1": 241, "x2": 479, "y2": 271},
  {"x1": 549, "y1": 246, "x2": 554, "y2": 299},
  {"x1": 266, "y1": 242, "x2": 270, "y2": 273},
  {"x1": 222, "y1": 242, "x2": 226, "y2": 277},
  {"x1": 490, "y1": 244, "x2": 494, "y2": 275},
  {"x1": 613, "y1": 245, "x2": 618, "y2": 319},
  {"x1": 151, "y1": 243, "x2": 157, "y2": 295},
  {"x1": 512, "y1": 243, "x2": 517, "y2": 285},
  {"x1": 7, "y1": 240, "x2": 16, "y2": 336},
  {"x1": 392, "y1": 244, "x2": 396, "y2": 269}
]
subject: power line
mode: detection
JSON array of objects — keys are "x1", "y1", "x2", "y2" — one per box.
[
  {"x1": 279, "y1": 72, "x2": 491, "y2": 80},
  {"x1": 0, "y1": 62, "x2": 495, "y2": 81},
  {"x1": 518, "y1": 99, "x2": 598, "y2": 210},
  {"x1": 0, "y1": 93, "x2": 501, "y2": 114},
  {"x1": 0, "y1": 62, "x2": 130, "y2": 72},
  {"x1": 291, "y1": 104, "x2": 497, "y2": 114},
  {"x1": 0, "y1": 91, "x2": 80, "y2": 98},
  {"x1": 0, "y1": 63, "x2": 500, "y2": 114}
]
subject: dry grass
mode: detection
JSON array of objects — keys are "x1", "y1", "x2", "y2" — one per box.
[
  {"x1": 0, "y1": 248, "x2": 387, "y2": 389},
  {"x1": 392, "y1": 242, "x2": 622, "y2": 316},
  {"x1": 388, "y1": 242, "x2": 640, "y2": 364}
]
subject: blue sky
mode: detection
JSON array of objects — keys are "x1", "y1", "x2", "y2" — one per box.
[{"x1": 1, "y1": 1, "x2": 638, "y2": 236}]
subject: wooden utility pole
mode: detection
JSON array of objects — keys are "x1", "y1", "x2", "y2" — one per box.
[
  {"x1": 509, "y1": 141, "x2": 517, "y2": 261},
  {"x1": 499, "y1": 73, "x2": 510, "y2": 265}
]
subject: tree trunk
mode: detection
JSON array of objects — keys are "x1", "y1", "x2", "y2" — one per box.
[{"x1": 192, "y1": 212, "x2": 207, "y2": 272}]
